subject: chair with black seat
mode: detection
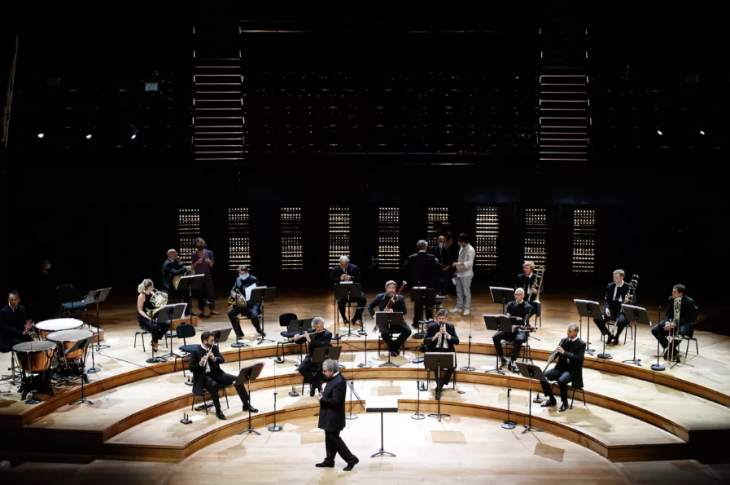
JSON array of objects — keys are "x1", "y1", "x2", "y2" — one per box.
[
  {"x1": 134, "y1": 326, "x2": 150, "y2": 352},
  {"x1": 276, "y1": 313, "x2": 299, "y2": 363},
  {"x1": 1, "y1": 344, "x2": 20, "y2": 383},
  {"x1": 682, "y1": 306, "x2": 700, "y2": 358},
  {"x1": 173, "y1": 324, "x2": 197, "y2": 375},
  {"x1": 191, "y1": 385, "x2": 229, "y2": 415},
  {"x1": 56, "y1": 284, "x2": 89, "y2": 324}
]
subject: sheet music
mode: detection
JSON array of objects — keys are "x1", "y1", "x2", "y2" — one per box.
[{"x1": 245, "y1": 284, "x2": 258, "y2": 301}]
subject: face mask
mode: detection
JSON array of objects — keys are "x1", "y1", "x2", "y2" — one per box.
[
  {"x1": 46, "y1": 264, "x2": 52, "y2": 270},
  {"x1": 196, "y1": 246, "x2": 205, "y2": 251},
  {"x1": 240, "y1": 273, "x2": 249, "y2": 280},
  {"x1": 438, "y1": 243, "x2": 445, "y2": 249}
]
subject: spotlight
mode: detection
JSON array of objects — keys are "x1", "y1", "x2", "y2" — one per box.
[
  {"x1": 86, "y1": 134, "x2": 93, "y2": 139},
  {"x1": 131, "y1": 133, "x2": 137, "y2": 139},
  {"x1": 37, "y1": 133, "x2": 45, "y2": 138},
  {"x1": 699, "y1": 130, "x2": 705, "y2": 135},
  {"x1": 656, "y1": 130, "x2": 663, "y2": 136}
]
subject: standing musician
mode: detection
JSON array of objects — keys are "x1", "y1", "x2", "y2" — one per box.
[
  {"x1": 189, "y1": 330, "x2": 258, "y2": 420},
  {"x1": 136, "y1": 279, "x2": 171, "y2": 353},
  {"x1": 450, "y1": 233, "x2": 475, "y2": 316},
  {"x1": 429, "y1": 235, "x2": 455, "y2": 296},
  {"x1": 651, "y1": 284, "x2": 698, "y2": 360},
  {"x1": 0, "y1": 291, "x2": 34, "y2": 348},
  {"x1": 329, "y1": 256, "x2": 366, "y2": 325},
  {"x1": 593, "y1": 269, "x2": 632, "y2": 345},
  {"x1": 227, "y1": 265, "x2": 265, "y2": 339},
  {"x1": 403, "y1": 240, "x2": 440, "y2": 327},
  {"x1": 315, "y1": 358, "x2": 359, "y2": 471},
  {"x1": 492, "y1": 288, "x2": 533, "y2": 373},
  {"x1": 515, "y1": 261, "x2": 538, "y2": 303},
  {"x1": 367, "y1": 280, "x2": 410, "y2": 357},
  {"x1": 293, "y1": 317, "x2": 333, "y2": 396},
  {"x1": 423, "y1": 309, "x2": 460, "y2": 397},
  {"x1": 540, "y1": 323, "x2": 586, "y2": 412},
  {"x1": 191, "y1": 237, "x2": 219, "y2": 318},
  {"x1": 161, "y1": 249, "x2": 192, "y2": 316}
]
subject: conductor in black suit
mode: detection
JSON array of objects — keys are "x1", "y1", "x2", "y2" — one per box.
[
  {"x1": 315, "y1": 358, "x2": 359, "y2": 471},
  {"x1": 189, "y1": 330, "x2": 258, "y2": 420},
  {"x1": 367, "y1": 280, "x2": 409, "y2": 356},
  {"x1": 593, "y1": 269, "x2": 633, "y2": 345},
  {"x1": 540, "y1": 323, "x2": 586, "y2": 412},
  {"x1": 292, "y1": 317, "x2": 333, "y2": 396},
  {"x1": 161, "y1": 249, "x2": 192, "y2": 316},
  {"x1": 424, "y1": 309, "x2": 460, "y2": 397},
  {"x1": 330, "y1": 256, "x2": 366, "y2": 324},
  {"x1": 404, "y1": 240, "x2": 440, "y2": 326}
]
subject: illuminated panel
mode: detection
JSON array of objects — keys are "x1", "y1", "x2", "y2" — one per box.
[
  {"x1": 524, "y1": 208, "x2": 549, "y2": 267},
  {"x1": 178, "y1": 208, "x2": 200, "y2": 265},
  {"x1": 281, "y1": 207, "x2": 303, "y2": 270},
  {"x1": 475, "y1": 206, "x2": 500, "y2": 270},
  {"x1": 228, "y1": 208, "x2": 251, "y2": 271},
  {"x1": 378, "y1": 207, "x2": 400, "y2": 270},
  {"x1": 329, "y1": 206, "x2": 350, "y2": 269},
  {"x1": 427, "y1": 207, "x2": 449, "y2": 247},
  {"x1": 572, "y1": 208, "x2": 596, "y2": 274}
]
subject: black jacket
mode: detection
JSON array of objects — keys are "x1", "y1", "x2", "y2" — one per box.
[
  {"x1": 403, "y1": 252, "x2": 439, "y2": 288},
  {"x1": 231, "y1": 274, "x2": 260, "y2": 303},
  {"x1": 506, "y1": 300, "x2": 533, "y2": 326},
  {"x1": 189, "y1": 344, "x2": 226, "y2": 396},
  {"x1": 161, "y1": 258, "x2": 189, "y2": 292},
  {"x1": 367, "y1": 293, "x2": 407, "y2": 318},
  {"x1": 424, "y1": 322, "x2": 460, "y2": 352},
  {"x1": 663, "y1": 296, "x2": 697, "y2": 325},
  {"x1": 515, "y1": 273, "x2": 538, "y2": 302},
  {"x1": 553, "y1": 337, "x2": 586, "y2": 389},
  {"x1": 603, "y1": 282, "x2": 633, "y2": 316},
  {"x1": 294, "y1": 329, "x2": 333, "y2": 358},
  {"x1": 318, "y1": 372, "x2": 347, "y2": 432},
  {"x1": 329, "y1": 263, "x2": 362, "y2": 284},
  {"x1": 0, "y1": 304, "x2": 29, "y2": 346}
]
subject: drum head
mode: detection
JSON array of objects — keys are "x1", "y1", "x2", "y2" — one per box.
[
  {"x1": 35, "y1": 318, "x2": 85, "y2": 332},
  {"x1": 13, "y1": 341, "x2": 57, "y2": 352},
  {"x1": 46, "y1": 329, "x2": 93, "y2": 342}
]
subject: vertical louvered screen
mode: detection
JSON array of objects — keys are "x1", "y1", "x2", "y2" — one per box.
[
  {"x1": 427, "y1": 207, "x2": 449, "y2": 247},
  {"x1": 572, "y1": 208, "x2": 596, "y2": 274},
  {"x1": 524, "y1": 208, "x2": 549, "y2": 267},
  {"x1": 228, "y1": 208, "x2": 251, "y2": 271},
  {"x1": 475, "y1": 206, "x2": 500, "y2": 271},
  {"x1": 281, "y1": 207, "x2": 303, "y2": 270},
  {"x1": 178, "y1": 209, "x2": 200, "y2": 265},
  {"x1": 329, "y1": 206, "x2": 350, "y2": 269},
  {"x1": 378, "y1": 207, "x2": 400, "y2": 270}
]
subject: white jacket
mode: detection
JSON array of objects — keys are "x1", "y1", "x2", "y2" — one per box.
[{"x1": 455, "y1": 244, "x2": 475, "y2": 277}]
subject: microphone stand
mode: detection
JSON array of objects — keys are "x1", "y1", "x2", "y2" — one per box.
[
  {"x1": 357, "y1": 326, "x2": 372, "y2": 368},
  {"x1": 460, "y1": 309, "x2": 475, "y2": 371},
  {"x1": 346, "y1": 380, "x2": 359, "y2": 420},
  {"x1": 651, "y1": 307, "x2": 666, "y2": 372},
  {"x1": 268, "y1": 355, "x2": 282, "y2": 432},
  {"x1": 412, "y1": 375, "x2": 425, "y2": 420}
]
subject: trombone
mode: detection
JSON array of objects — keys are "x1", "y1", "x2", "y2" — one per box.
[{"x1": 667, "y1": 297, "x2": 682, "y2": 362}]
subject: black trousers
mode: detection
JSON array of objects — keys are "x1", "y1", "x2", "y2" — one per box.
[
  {"x1": 651, "y1": 320, "x2": 694, "y2": 350},
  {"x1": 164, "y1": 287, "x2": 192, "y2": 316},
  {"x1": 196, "y1": 274, "x2": 215, "y2": 310},
  {"x1": 381, "y1": 323, "x2": 412, "y2": 353},
  {"x1": 203, "y1": 372, "x2": 249, "y2": 412},
  {"x1": 540, "y1": 368, "x2": 572, "y2": 403},
  {"x1": 228, "y1": 303, "x2": 262, "y2": 336},
  {"x1": 493, "y1": 330, "x2": 528, "y2": 359},
  {"x1": 593, "y1": 311, "x2": 629, "y2": 338},
  {"x1": 137, "y1": 315, "x2": 171, "y2": 344},
  {"x1": 298, "y1": 356, "x2": 324, "y2": 390},
  {"x1": 413, "y1": 302, "x2": 433, "y2": 326},
  {"x1": 324, "y1": 430, "x2": 355, "y2": 464},
  {"x1": 338, "y1": 293, "x2": 366, "y2": 322},
  {"x1": 1, "y1": 334, "x2": 33, "y2": 348}
]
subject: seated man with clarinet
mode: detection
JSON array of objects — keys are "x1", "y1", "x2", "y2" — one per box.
[
  {"x1": 292, "y1": 317, "x2": 333, "y2": 396},
  {"x1": 492, "y1": 288, "x2": 533, "y2": 373},
  {"x1": 651, "y1": 284, "x2": 697, "y2": 362},
  {"x1": 593, "y1": 269, "x2": 635, "y2": 345},
  {"x1": 423, "y1": 308, "x2": 460, "y2": 398},
  {"x1": 330, "y1": 256, "x2": 366, "y2": 325},
  {"x1": 367, "y1": 280, "x2": 409, "y2": 357},
  {"x1": 541, "y1": 323, "x2": 586, "y2": 412},
  {"x1": 227, "y1": 265, "x2": 265, "y2": 339}
]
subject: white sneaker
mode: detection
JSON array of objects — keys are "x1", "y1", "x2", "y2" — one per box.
[
  {"x1": 463, "y1": 309, "x2": 470, "y2": 316},
  {"x1": 449, "y1": 307, "x2": 462, "y2": 313}
]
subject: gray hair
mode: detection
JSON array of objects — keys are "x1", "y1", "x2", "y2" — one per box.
[
  {"x1": 515, "y1": 287, "x2": 525, "y2": 295},
  {"x1": 312, "y1": 317, "x2": 326, "y2": 328},
  {"x1": 437, "y1": 308, "x2": 448, "y2": 317},
  {"x1": 339, "y1": 256, "x2": 349, "y2": 263},
  {"x1": 568, "y1": 323, "x2": 580, "y2": 333},
  {"x1": 323, "y1": 359, "x2": 339, "y2": 373},
  {"x1": 416, "y1": 240, "x2": 428, "y2": 251},
  {"x1": 613, "y1": 269, "x2": 625, "y2": 278},
  {"x1": 385, "y1": 280, "x2": 397, "y2": 290}
]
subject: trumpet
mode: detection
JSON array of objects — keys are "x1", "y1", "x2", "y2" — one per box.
[{"x1": 667, "y1": 297, "x2": 682, "y2": 362}]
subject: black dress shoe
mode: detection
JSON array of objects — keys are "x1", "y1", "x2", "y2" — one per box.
[
  {"x1": 344, "y1": 457, "x2": 359, "y2": 471},
  {"x1": 541, "y1": 399, "x2": 557, "y2": 407},
  {"x1": 215, "y1": 410, "x2": 227, "y2": 420},
  {"x1": 558, "y1": 402, "x2": 568, "y2": 412},
  {"x1": 310, "y1": 386, "x2": 316, "y2": 397},
  {"x1": 499, "y1": 356, "x2": 508, "y2": 367},
  {"x1": 315, "y1": 462, "x2": 335, "y2": 468},
  {"x1": 342, "y1": 317, "x2": 349, "y2": 324},
  {"x1": 390, "y1": 350, "x2": 399, "y2": 357},
  {"x1": 243, "y1": 404, "x2": 258, "y2": 413}
]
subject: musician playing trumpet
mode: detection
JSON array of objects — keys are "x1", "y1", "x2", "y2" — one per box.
[
  {"x1": 492, "y1": 288, "x2": 533, "y2": 373},
  {"x1": 651, "y1": 284, "x2": 697, "y2": 361},
  {"x1": 136, "y1": 279, "x2": 171, "y2": 352},
  {"x1": 367, "y1": 280, "x2": 410, "y2": 357},
  {"x1": 227, "y1": 266, "x2": 264, "y2": 339},
  {"x1": 540, "y1": 323, "x2": 586, "y2": 413}
]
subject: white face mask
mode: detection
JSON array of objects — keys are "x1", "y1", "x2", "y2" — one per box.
[
  {"x1": 46, "y1": 264, "x2": 52, "y2": 270},
  {"x1": 240, "y1": 273, "x2": 249, "y2": 280}
]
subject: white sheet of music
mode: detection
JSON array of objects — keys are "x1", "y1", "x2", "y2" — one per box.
[{"x1": 245, "y1": 284, "x2": 258, "y2": 301}]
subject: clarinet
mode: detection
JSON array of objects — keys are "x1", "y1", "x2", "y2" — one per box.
[{"x1": 543, "y1": 337, "x2": 568, "y2": 373}]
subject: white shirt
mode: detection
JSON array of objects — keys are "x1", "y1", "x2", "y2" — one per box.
[
  {"x1": 613, "y1": 281, "x2": 624, "y2": 301},
  {"x1": 202, "y1": 345, "x2": 213, "y2": 373},
  {"x1": 455, "y1": 244, "x2": 475, "y2": 277}
]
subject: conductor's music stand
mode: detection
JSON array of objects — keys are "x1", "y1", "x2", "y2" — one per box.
[
  {"x1": 490, "y1": 287, "x2": 515, "y2": 314},
  {"x1": 335, "y1": 283, "x2": 362, "y2": 339},
  {"x1": 177, "y1": 275, "x2": 204, "y2": 327},
  {"x1": 236, "y1": 362, "x2": 265, "y2": 435},
  {"x1": 410, "y1": 288, "x2": 437, "y2": 340},
  {"x1": 367, "y1": 404, "x2": 398, "y2": 458},
  {"x1": 514, "y1": 362, "x2": 545, "y2": 434},
  {"x1": 375, "y1": 312, "x2": 404, "y2": 368},
  {"x1": 249, "y1": 287, "x2": 276, "y2": 345},
  {"x1": 424, "y1": 352, "x2": 454, "y2": 422},
  {"x1": 573, "y1": 299, "x2": 598, "y2": 357},
  {"x1": 483, "y1": 315, "x2": 512, "y2": 375},
  {"x1": 621, "y1": 304, "x2": 650, "y2": 368},
  {"x1": 68, "y1": 337, "x2": 94, "y2": 405}
]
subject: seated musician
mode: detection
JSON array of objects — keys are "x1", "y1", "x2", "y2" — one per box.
[
  {"x1": 423, "y1": 309, "x2": 460, "y2": 397},
  {"x1": 651, "y1": 284, "x2": 697, "y2": 361},
  {"x1": 292, "y1": 317, "x2": 333, "y2": 396},
  {"x1": 541, "y1": 323, "x2": 586, "y2": 412},
  {"x1": 367, "y1": 280, "x2": 410, "y2": 357},
  {"x1": 189, "y1": 330, "x2": 258, "y2": 420},
  {"x1": 227, "y1": 266, "x2": 264, "y2": 339},
  {"x1": 593, "y1": 269, "x2": 632, "y2": 345},
  {"x1": 492, "y1": 288, "x2": 533, "y2": 373},
  {"x1": 136, "y1": 279, "x2": 171, "y2": 353},
  {"x1": 515, "y1": 261, "x2": 539, "y2": 304},
  {"x1": 161, "y1": 249, "x2": 192, "y2": 316},
  {"x1": 0, "y1": 291, "x2": 34, "y2": 348},
  {"x1": 330, "y1": 256, "x2": 366, "y2": 325}
]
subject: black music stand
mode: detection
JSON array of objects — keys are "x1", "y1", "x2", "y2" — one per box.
[
  {"x1": 490, "y1": 287, "x2": 515, "y2": 314},
  {"x1": 573, "y1": 299, "x2": 597, "y2": 357},
  {"x1": 357, "y1": 317, "x2": 373, "y2": 369},
  {"x1": 376, "y1": 312, "x2": 404, "y2": 368},
  {"x1": 236, "y1": 362, "x2": 265, "y2": 435},
  {"x1": 515, "y1": 362, "x2": 545, "y2": 434},
  {"x1": 410, "y1": 288, "x2": 437, "y2": 340},
  {"x1": 335, "y1": 283, "x2": 361, "y2": 339},
  {"x1": 346, "y1": 381, "x2": 361, "y2": 420},
  {"x1": 69, "y1": 337, "x2": 94, "y2": 406},
  {"x1": 213, "y1": 327, "x2": 232, "y2": 344},
  {"x1": 250, "y1": 287, "x2": 276, "y2": 345},
  {"x1": 651, "y1": 306, "x2": 666, "y2": 372},
  {"x1": 83, "y1": 287, "x2": 112, "y2": 375},
  {"x1": 312, "y1": 345, "x2": 342, "y2": 369},
  {"x1": 621, "y1": 304, "x2": 650, "y2": 367},
  {"x1": 425, "y1": 352, "x2": 454, "y2": 422},
  {"x1": 177, "y1": 275, "x2": 204, "y2": 327},
  {"x1": 146, "y1": 306, "x2": 176, "y2": 364},
  {"x1": 367, "y1": 404, "x2": 398, "y2": 458},
  {"x1": 483, "y1": 315, "x2": 512, "y2": 375},
  {"x1": 159, "y1": 304, "x2": 187, "y2": 359}
]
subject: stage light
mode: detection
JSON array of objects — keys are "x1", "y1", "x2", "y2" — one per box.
[
  {"x1": 37, "y1": 133, "x2": 44, "y2": 138},
  {"x1": 86, "y1": 134, "x2": 93, "y2": 139},
  {"x1": 131, "y1": 133, "x2": 137, "y2": 139},
  {"x1": 656, "y1": 130, "x2": 663, "y2": 136},
  {"x1": 699, "y1": 130, "x2": 705, "y2": 135}
]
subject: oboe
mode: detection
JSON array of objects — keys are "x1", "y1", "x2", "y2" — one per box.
[{"x1": 543, "y1": 337, "x2": 567, "y2": 373}]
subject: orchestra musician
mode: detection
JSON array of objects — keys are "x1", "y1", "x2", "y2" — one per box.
[
  {"x1": 450, "y1": 233, "x2": 475, "y2": 316},
  {"x1": 0, "y1": 291, "x2": 34, "y2": 348},
  {"x1": 428, "y1": 235, "x2": 454, "y2": 295},
  {"x1": 651, "y1": 284, "x2": 698, "y2": 360},
  {"x1": 189, "y1": 330, "x2": 258, "y2": 420},
  {"x1": 515, "y1": 261, "x2": 538, "y2": 303},
  {"x1": 593, "y1": 269, "x2": 632, "y2": 345},
  {"x1": 492, "y1": 288, "x2": 533, "y2": 373},
  {"x1": 136, "y1": 279, "x2": 171, "y2": 353},
  {"x1": 227, "y1": 265, "x2": 265, "y2": 339},
  {"x1": 540, "y1": 323, "x2": 586, "y2": 412},
  {"x1": 191, "y1": 237, "x2": 219, "y2": 318},
  {"x1": 367, "y1": 280, "x2": 410, "y2": 357},
  {"x1": 292, "y1": 317, "x2": 333, "y2": 396},
  {"x1": 161, "y1": 249, "x2": 192, "y2": 316},
  {"x1": 423, "y1": 309, "x2": 460, "y2": 397},
  {"x1": 403, "y1": 240, "x2": 440, "y2": 327},
  {"x1": 329, "y1": 256, "x2": 366, "y2": 325}
]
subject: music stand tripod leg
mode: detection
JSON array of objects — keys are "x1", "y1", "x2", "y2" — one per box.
[{"x1": 370, "y1": 412, "x2": 396, "y2": 458}]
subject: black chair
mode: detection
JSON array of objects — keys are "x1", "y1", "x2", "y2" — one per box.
[
  {"x1": 56, "y1": 284, "x2": 89, "y2": 323},
  {"x1": 191, "y1": 386, "x2": 229, "y2": 415},
  {"x1": 682, "y1": 307, "x2": 700, "y2": 358},
  {"x1": 134, "y1": 326, "x2": 150, "y2": 352},
  {"x1": 173, "y1": 324, "x2": 197, "y2": 375},
  {"x1": 1, "y1": 344, "x2": 19, "y2": 383},
  {"x1": 276, "y1": 313, "x2": 299, "y2": 362}
]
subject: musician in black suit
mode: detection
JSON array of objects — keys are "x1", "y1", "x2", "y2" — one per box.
[
  {"x1": 404, "y1": 240, "x2": 441, "y2": 326},
  {"x1": 161, "y1": 249, "x2": 192, "y2": 316},
  {"x1": 492, "y1": 288, "x2": 533, "y2": 373},
  {"x1": 315, "y1": 358, "x2": 359, "y2": 471},
  {"x1": 330, "y1": 256, "x2": 366, "y2": 324},
  {"x1": 292, "y1": 317, "x2": 333, "y2": 396},
  {"x1": 593, "y1": 270, "x2": 632, "y2": 345},
  {"x1": 540, "y1": 323, "x2": 586, "y2": 412},
  {"x1": 227, "y1": 265, "x2": 264, "y2": 338},
  {"x1": 0, "y1": 291, "x2": 34, "y2": 348},
  {"x1": 368, "y1": 280, "x2": 410, "y2": 356},
  {"x1": 424, "y1": 309, "x2": 460, "y2": 396},
  {"x1": 651, "y1": 284, "x2": 698, "y2": 361},
  {"x1": 429, "y1": 236, "x2": 455, "y2": 295},
  {"x1": 515, "y1": 261, "x2": 539, "y2": 303},
  {"x1": 189, "y1": 330, "x2": 257, "y2": 420}
]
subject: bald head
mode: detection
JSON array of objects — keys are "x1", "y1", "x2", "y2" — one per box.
[{"x1": 167, "y1": 249, "x2": 178, "y2": 259}]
